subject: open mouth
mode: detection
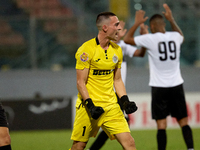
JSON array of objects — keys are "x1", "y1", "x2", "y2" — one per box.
[{"x1": 115, "y1": 32, "x2": 118, "y2": 37}]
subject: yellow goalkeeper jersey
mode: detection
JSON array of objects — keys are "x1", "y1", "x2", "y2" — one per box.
[{"x1": 75, "y1": 37, "x2": 123, "y2": 108}]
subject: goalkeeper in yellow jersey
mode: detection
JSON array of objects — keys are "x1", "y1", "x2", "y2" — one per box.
[{"x1": 70, "y1": 12, "x2": 138, "y2": 150}]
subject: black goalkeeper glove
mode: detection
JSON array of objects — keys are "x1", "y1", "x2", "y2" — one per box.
[
  {"x1": 84, "y1": 98, "x2": 104, "y2": 120},
  {"x1": 120, "y1": 95, "x2": 138, "y2": 114}
]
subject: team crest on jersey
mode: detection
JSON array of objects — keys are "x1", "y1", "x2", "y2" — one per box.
[
  {"x1": 80, "y1": 52, "x2": 89, "y2": 62},
  {"x1": 112, "y1": 54, "x2": 118, "y2": 63}
]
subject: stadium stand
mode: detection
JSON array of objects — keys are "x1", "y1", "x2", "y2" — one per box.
[
  {"x1": 0, "y1": 0, "x2": 27, "y2": 69},
  {"x1": 0, "y1": 19, "x2": 26, "y2": 70},
  {"x1": 0, "y1": 0, "x2": 199, "y2": 69},
  {"x1": 15, "y1": 0, "x2": 77, "y2": 43},
  {"x1": 16, "y1": 0, "x2": 73, "y2": 18},
  {"x1": 15, "y1": 0, "x2": 79, "y2": 48},
  {"x1": 0, "y1": 0, "x2": 79, "y2": 69},
  {"x1": 0, "y1": 20, "x2": 25, "y2": 46}
]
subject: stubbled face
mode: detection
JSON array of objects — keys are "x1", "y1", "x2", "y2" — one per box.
[{"x1": 106, "y1": 16, "x2": 121, "y2": 41}]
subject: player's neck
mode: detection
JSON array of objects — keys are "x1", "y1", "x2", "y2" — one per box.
[
  {"x1": 152, "y1": 29, "x2": 165, "y2": 34},
  {"x1": 97, "y1": 35, "x2": 110, "y2": 50},
  {"x1": 155, "y1": 27, "x2": 165, "y2": 33},
  {"x1": 151, "y1": 25, "x2": 166, "y2": 33}
]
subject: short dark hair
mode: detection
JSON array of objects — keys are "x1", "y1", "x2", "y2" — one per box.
[
  {"x1": 96, "y1": 12, "x2": 116, "y2": 30},
  {"x1": 149, "y1": 14, "x2": 164, "y2": 24},
  {"x1": 96, "y1": 12, "x2": 116, "y2": 24}
]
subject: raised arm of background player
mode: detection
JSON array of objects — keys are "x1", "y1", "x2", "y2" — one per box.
[
  {"x1": 134, "y1": 23, "x2": 148, "y2": 57},
  {"x1": 162, "y1": 3, "x2": 184, "y2": 40},
  {"x1": 115, "y1": 21, "x2": 148, "y2": 57},
  {"x1": 123, "y1": 10, "x2": 148, "y2": 45}
]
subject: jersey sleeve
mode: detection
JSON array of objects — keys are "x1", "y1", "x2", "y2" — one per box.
[
  {"x1": 124, "y1": 44, "x2": 137, "y2": 58},
  {"x1": 134, "y1": 34, "x2": 152, "y2": 48},
  {"x1": 177, "y1": 32, "x2": 184, "y2": 44},
  {"x1": 75, "y1": 44, "x2": 93, "y2": 70}
]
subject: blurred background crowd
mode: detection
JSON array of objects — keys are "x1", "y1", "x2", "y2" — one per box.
[{"x1": 0, "y1": 0, "x2": 200, "y2": 70}]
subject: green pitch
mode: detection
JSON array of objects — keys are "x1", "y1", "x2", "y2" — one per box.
[{"x1": 10, "y1": 128, "x2": 200, "y2": 150}]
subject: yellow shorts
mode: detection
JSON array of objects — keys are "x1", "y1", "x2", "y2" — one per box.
[{"x1": 71, "y1": 100, "x2": 130, "y2": 142}]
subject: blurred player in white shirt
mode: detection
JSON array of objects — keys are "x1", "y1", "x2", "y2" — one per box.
[{"x1": 124, "y1": 3, "x2": 194, "y2": 150}]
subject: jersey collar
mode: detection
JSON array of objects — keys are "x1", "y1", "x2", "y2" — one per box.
[
  {"x1": 95, "y1": 37, "x2": 100, "y2": 45},
  {"x1": 95, "y1": 37, "x2": 110, "y2": 47}
]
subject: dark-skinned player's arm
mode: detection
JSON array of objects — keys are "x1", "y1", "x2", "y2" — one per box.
[
  {"x1": 162, "y1": 3, "x2": 184, "y2": 41},
  {"x1": 76, "y1": 68, "x2": 104, "y2": 119},
  {"x1": 124, "y1": 10, "x2": 148, "y2": 46},
  {"x1": 132, "y1": 23, "x2": 149, "y2": 57},
  {"x1": 133, "y1": 47, "x2": 146, "y2": 57},
  {"x1": 114, "y1": 67, "x2": 137, "y2": 114}
]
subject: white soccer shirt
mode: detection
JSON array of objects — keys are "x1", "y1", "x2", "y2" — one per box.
[
  {"x1": 117, "y1": 40, "x2": 137, "y2": 86},
  {"x1": 135, "y1": 31, "x2": 184, "y2": 87}
]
